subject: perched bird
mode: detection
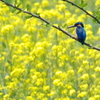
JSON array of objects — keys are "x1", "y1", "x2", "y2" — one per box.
[{"x1": 68, "y1": 22, "x2": 86, "y2": 45}]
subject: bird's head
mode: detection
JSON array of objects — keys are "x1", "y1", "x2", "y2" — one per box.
[{"x1": 67, "y1": 22, "x2": 84, "y2": 28}]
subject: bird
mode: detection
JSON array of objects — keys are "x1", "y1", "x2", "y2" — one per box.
[{"x1": 67, "y1": 22, "x2": 86, "y2": 45}]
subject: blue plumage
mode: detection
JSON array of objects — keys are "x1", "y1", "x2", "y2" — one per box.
[
  {"x1": 68, "y1": 22, "x2": 86, "y2": 45},
  {"x1": 76, "y1": 26, "x2": 86, "y2": 45}
]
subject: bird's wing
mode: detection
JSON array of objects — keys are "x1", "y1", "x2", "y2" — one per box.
[
  {"x1": 82, "y1": 28, "x2": 86, "y2": 41},
  {"x1": 76, "y1": 27, "x2": 86, "y2": 40}
]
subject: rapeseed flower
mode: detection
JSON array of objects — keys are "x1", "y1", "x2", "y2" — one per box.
[
  {"x1": 79, "y1": 84, "x2": 88, "y2": 90},
  {"x1": 48, "y1": 91, "x2": 56, "y2": 97},
  {"x1": 3, "y1": 94, "x2": 10, "y2": 100},
  {"x1": 56, "y1": 4, "x2": 66, "y2": 12},
  {"x1": 94, "y1": 66, "x2": 100, "y2": 72},
  {"x1": 53, "y1": 79, "x2": 62, "y2": 86},
  {"x1": 95, "y1": 0, "x2": 100, "y2": 6},
  {"x1": 89, "y1": 97, "x2": 95, "y2": 100},
  {"x1": 42, "y1": 0, "x2": 49, "y2": 7},
  {"x1": 69, "y1": 89, "x2": 76, "y2": 96},
  {"x1": 43, "y1": 85, "x2": 50, "y2": 91},
  {"x1": 77, "y1": 91, "x2": 87, "y2": 98},
  {"x1": 80, "y1": 73, "x2": 89, "y2": 81},
  {"x1": 26, "y1": 96, "x2": 35, "y2": 100},
  {"x1": 1, "y1": 25, "x2": 14, "y2": 35}
]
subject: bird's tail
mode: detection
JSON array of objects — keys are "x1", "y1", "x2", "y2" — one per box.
[{"x1": 78, "y1": 39, "x2": 84, "y2": 45}]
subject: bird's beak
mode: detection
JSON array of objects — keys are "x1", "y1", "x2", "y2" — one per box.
[{"x1": 67, "y1": 25, "x2": 75, "y2": 28}]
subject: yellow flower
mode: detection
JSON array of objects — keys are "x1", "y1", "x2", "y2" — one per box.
[
  {"x1": 89, "y1": 97, "x2": 95, "y2": 100},
  {"x1": 5, "y1": 75, "x2": 10, "y2": 80},
  {"x1": 78, "y1": 54, "x2": 85, "y2": 60},
  {"x1": 95, "y1": 0, "x2": 100, "y2": 6},
  {"x1": 78, "y1": 68, "x2": 84, "y2": 73},
  {"x1": 21, "y1": 34, "x2": 31, "y2": 42},
  {"x1": 62, "y1": 89, "x2": 68, "y2": 95},
  {"x1": 26, "y1": 96, "x2": 35, "y2": 100},
  {"x1": 87, "y1": 11, "x2": 93, "y2": 15},
  {"x1": 0, "y1": 57, "x2": 5, "y2": 62},
  {"x1": 42, "y1": 41, "x2": 52, "y2": 47},
  {"x1": 11, "y1": 16, "x2": 23, "y2": 27},
  {"x1": 34, "y1": 2, "x2": 40, "y2": 7},
  {"x1": 3, "y1": 94, "x2": 10, "y2": 99},
  {"x1": 94, "y1": 66, "x2": 100, "y2": 72},
  {"x1": 53, "y1": 79, "x2": 60, "y2": 85},
  {"x1": 94, "y1": 95, "x2": 100, "y2": 99},
  {"x1": 80, "y1": 73, "x2": 89, "y2": 80},
  {"x1": 63, "y1": 97, "x2": 70, "y2": 100},
  {"x1": 95, "y1": 53, "x2": 100, "y2": 59},
  {"x1": 56, "y1": 4, "x2": 66, "y2": 11},
  {"x1": 28, "y1": 86, "x2": 38, "y2": 91},
  {"x1": 25, "y1": 79, "x2": 31, "y2": 84},
  {"x1": 85, "y1": 24, "x2": 92, "y2": 30},
  {"x1": 36, "y1": 62, "x2": 44, "y2": 69},
  {"x1": 42, "y1": 97, "x2": 48, "y2": 100},
  {"x1": 67, "y1": 69, "x2": 74, "y2": 76},
  {"x1": 69, "y1": 89, "x2": 76, "y2": 96},
  {"x1": 37, "y1": 93, "x2": 44, "y2": 99},
  {"x1": 42, "y1": 0, "x2": 49, "y2": 7},
  {"x1": 35, "y1": 78, "x2": 44, "y2": 86},
  {"x1": 52, "y1": 45, "x2": 58, "y2": 51},
  {"x1": 31, "y1": 75, "x2": 37, "y2": 81},
  {"x1": 0, "y1": 93, "x2": 3, "y2": 95},
  {"x1": 35, "y1": 47, "x2": 45, "y2": 56},
  {"x1": 10, "y1": 68, "x2": 26, "y2": 77},
  {"x1": 97, "y1": 28, "x2": 100, "y2": 34},
  {"x1": 55, "y1": 71, "x2": 62, "y2": 76},
  {"x1": 77, "y1": 92, "x2": 87, "y2": 98},
  {"x1": 6, "y1": 81, "x2": 18, "y2": 90},
  {"x1": 82, "y1": 60, "x2": 89, "y2": 65},
  {"x1": 53, "y1": 79, "x2": 63, "y2": 86},
  {"x1": 80, "y1": 84, "x2": 88, "y2": 90},
  {"x1": 48, "y1": 91, "x2": 56, "y2": 97},
  {"x1": 65, "y1": 11, "x2": 71, "y2": 18},
  {"x1": 1, "y1": 25, "x2": 14, "y2": 35},
  {"x1": 28, "y1": 27, "x2": 36, "y2": 33},
  {"x1": 65, "y1": 84, "x2": 72, "y2": 89},
  {"x1": 43, "y1": 85, "x2": 50, "y2": 91}
]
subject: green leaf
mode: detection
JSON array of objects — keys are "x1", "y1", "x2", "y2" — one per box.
[
  {"x1": 42, "y1": 23, "x2": 51, "y2": 27},
  {"x1": 62, "y1": 23, "x2": 67, "y2": 28},
  {"x1": 16, "y1": 10, "x2": 22, "y2": 14},
  {"x1": 6, "y1": 0, "x2": 12, "y2": 3},
  {"x1": 2, "y1": 42, "x2": 6, "y2": 48},
  {"x1": 78, "y1": 0, "x2": 87, "y2": 8},
  {"x1": 16, "y1": 3, "x2": 21, "y2": 7},
  {"x1": 7, "y1": 60, "x2": 12, "y2": 66},
  {"x1": 11, "y1": 0, "x2": 21, "y2": 13},
  {"x1": 78, "y1": 3, "x2": 87, "y2": 8},
  {"x1": 34, "y1": 12, "x2": 40, "y2": 16},
  {"x1": 83, "y1": 3, "x2": 87, "y2": 7},
  {"x1": 14, "y1": 0, "x2": 17, "y2": 5},
  {"x1": 26, "y1": 4, "x2": 31, "y2": 11},
  {"x1": 98, "y1": 7, "x2": 100, "y2": 11},
  {"x1": 81, "y1": 0, "x2": 84, "y2": 4},
  {"x1": 11, "y1": 8, "x2": 16, "y2": 13},
  {"x1": 20, "y1": 0, "x2": 24, "y2": 4},
  {"x1": 24, "y1": 15, "x2": 33, "y2": 20}
]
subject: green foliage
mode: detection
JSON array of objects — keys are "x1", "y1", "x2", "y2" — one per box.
[
  {"x1": 78, "y1": 0, "x2": 87, "y2": 8},
  {"x1": 26, "y1": 4, "x2": 31, "y2": 11},
  {"x1": 6, "y1": 0, "x2": 12, "y2": 3},
  {"x1": 93, "y1": 7, "x2": 100, "y2": 20}
]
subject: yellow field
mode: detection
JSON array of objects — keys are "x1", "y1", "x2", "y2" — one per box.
[{"x1": 0, "y1": 0, "x2": 100, "y2": 100}]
